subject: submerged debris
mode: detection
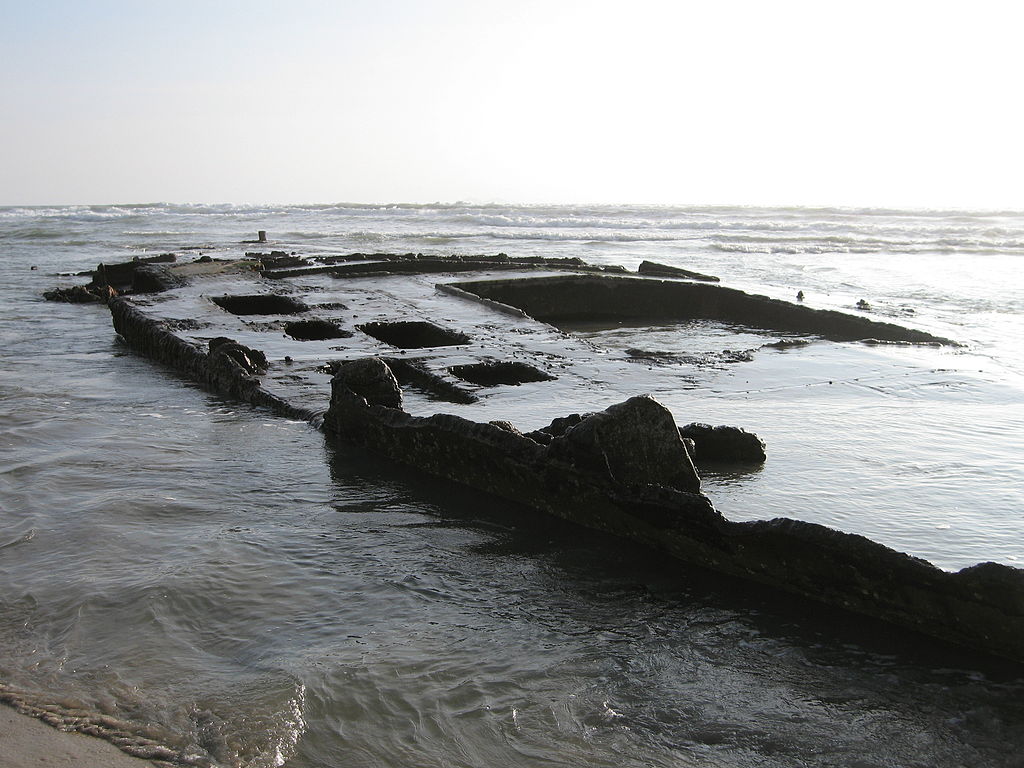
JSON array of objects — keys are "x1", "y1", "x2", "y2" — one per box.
[
  {"x1": 449, "y1": 361, "x2": 555, "y2": 386},
  {"x1": 43, "y1": 284, "x2": 113, "y2": 303},
  {"x1": 637, "y1": 259, "x2": 720, "y2": 282},
  {"x1": 625, "y1": 348, "x2": 755, "y2": 366},
  {"x1": 209, "y1": 337, "x2": 268, "y2": 375},
  {"x1": 284, "y1": 319, "x2": 352, "y2": 341},
  {"x1": 212, "y1": 294, "x2": 309, "y2": 315},
  {"x1": 358, "y1": 321, "x2": 470, "y2": 349},
  {"x1": 679, "y1": 423, "x2": 767, "y2": 463},
  {"x1": 456, "y1": 275, "x2": 959, "y2": 345},
  {"x1": 334, "y1": 357, "x2": 403, "y2": 408},
  {"x1": 323, "y1": 357, "x2": 1024, "y2": 663},
  {"x1": 764, "y1": 338, "x2": 812, "y2": 350}
]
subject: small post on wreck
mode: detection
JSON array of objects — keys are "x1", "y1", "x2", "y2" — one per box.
[{"x1": 257, "y1": 230, "x2": 267, "y2": 243}]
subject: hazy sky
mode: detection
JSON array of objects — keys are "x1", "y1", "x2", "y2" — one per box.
[{"x1": 3, "y1": 1, "x2": 1022, "y2": 208}]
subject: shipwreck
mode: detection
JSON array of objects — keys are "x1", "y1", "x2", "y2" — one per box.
[{"x1": 46, "y1": 248, "x2": 1024, "y2": 664}]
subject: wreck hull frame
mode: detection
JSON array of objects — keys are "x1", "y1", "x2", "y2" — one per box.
[{"x1": 95, "y1": 264, "x2": 1023, "y2": 664}]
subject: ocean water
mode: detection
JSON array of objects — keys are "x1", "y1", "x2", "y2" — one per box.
[{"x1": 1, "y1": 203, "x2": 1023, "y2": 767}]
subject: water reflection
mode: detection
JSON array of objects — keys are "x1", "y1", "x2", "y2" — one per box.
[{"x1": 696, "y1": 461, "x2": 767, "y2": 485}]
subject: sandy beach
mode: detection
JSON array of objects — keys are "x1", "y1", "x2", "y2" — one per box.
[{"x1": 0, "y1": 704, "x2": 157, "y2": 768}]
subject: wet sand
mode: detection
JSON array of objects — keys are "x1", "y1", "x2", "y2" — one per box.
[{"x1": 0, "y1": 705, "x2": 157, "y2": 768}]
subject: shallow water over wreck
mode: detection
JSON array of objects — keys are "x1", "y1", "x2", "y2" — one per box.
[{"x1": 2, "y1": 204, "x2": 1024, "y2": 766}]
